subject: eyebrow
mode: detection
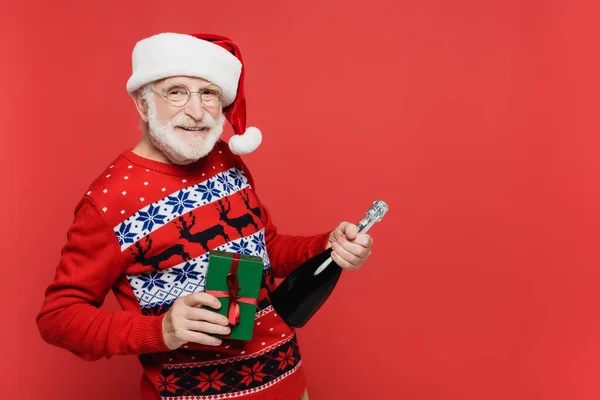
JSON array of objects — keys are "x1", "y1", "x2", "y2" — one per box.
[{"x1": 161, "y1": 80, "x2": 221, "y2": 91}]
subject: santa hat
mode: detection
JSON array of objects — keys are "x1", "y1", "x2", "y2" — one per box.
[{"x1": 126, "y1": 32, "x2": 262, "y2": 155}]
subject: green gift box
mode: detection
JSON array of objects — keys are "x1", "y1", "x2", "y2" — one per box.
[{"x1": 204, "y1": 250, "x2": 264, "y2": 341}]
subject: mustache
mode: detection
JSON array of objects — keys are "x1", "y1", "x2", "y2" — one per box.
[{"x1": 171, "y1": 113, "x2": 217, "y2": 130}]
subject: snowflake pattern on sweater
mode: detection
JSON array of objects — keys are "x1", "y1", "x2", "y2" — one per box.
[{"x1": 37, "y1": 141, "x2": 331, "y2": 400}]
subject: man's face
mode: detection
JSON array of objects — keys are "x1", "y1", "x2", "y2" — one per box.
[{"x1": 142, "y1": 76, "x2": 226, "y2": 165}]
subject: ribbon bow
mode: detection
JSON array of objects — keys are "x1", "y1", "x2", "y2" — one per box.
[{"x1": 205, "y1": 253, "x2": 257, "y2": 326}]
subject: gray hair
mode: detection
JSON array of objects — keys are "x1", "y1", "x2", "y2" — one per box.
[
  {"x1": 140, "y1": 83, "x2": 154, "y2": 103},
  {"x1": 135, "y1": 84, "x2": 154, "y2": 135}
]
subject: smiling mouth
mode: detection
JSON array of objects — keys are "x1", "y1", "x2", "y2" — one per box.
[{"x1": 177, "y1": 126, "x2": 209, "y2": 132}]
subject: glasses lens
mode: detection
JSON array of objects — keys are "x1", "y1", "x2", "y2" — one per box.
[
  {"x1": 166, "y1": 85, "x2": 190, "y2": 106},
  {"x1": 200, "y1": 86, "x2": 222, "y2": 105},
  {"x1": 200, "y1": 88, "x2": 221, "y2": 105}
]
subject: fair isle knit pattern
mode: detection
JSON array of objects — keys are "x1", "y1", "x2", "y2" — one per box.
[
  {"x1": 37, "y1": 140, "x2": 331, "y2": 400},
  {"x1": 104, "y1": 142, "x2": 299, "y2": 398}
]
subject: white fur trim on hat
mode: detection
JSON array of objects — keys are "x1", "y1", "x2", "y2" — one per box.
[
  {"x1": 229, "y1": 127, "x2": 262, "y2": 155},
  {"x1": 126, "y1": 33, "x2": 242, "y2": 107}
]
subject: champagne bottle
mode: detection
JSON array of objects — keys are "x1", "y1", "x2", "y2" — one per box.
[{"x1": 271, "y1": 200, "x2": 389, "y2": 328}]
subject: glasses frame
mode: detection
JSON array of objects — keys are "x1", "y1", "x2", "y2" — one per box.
[{"x1": 151, "y1": 83, "x2": 224, "y2": 108}]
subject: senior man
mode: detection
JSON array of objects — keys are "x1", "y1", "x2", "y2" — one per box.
[{"x1": 37, "y1": 32, "x2": 373, "y2": 400}]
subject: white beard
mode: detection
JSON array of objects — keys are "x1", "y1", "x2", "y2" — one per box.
[{"x1": 145, "y1": 95, "x2": 226, "y2": 165}]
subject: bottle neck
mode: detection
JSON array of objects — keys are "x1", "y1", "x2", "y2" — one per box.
[
  {"x1": 357, "y1": 200, "x2": 388, "y2": 233},
  {"x1": 357, "y1": 215, "x2": 377, "y2": 234}
]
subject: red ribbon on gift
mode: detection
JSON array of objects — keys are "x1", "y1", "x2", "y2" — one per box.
[{"x1": 205, "y1": 253, "x2": 257, "y2": 326}]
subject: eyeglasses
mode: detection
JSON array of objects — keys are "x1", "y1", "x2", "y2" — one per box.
[{"x1": 152, "y1": 84, "x2": 223, "y2": 108}]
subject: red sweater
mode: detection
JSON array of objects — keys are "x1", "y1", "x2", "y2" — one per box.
[{"x1": 37, "y1": 140, "x2": 330, "y2": 400}]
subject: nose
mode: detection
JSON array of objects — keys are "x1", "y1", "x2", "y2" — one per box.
[{"x1": 183, "y1": 93, "x2": 206, "y2": 121}]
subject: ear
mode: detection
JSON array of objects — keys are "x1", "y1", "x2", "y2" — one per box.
[{"x1": 132, "y1": 89, "x2": 149, "y2": 122}]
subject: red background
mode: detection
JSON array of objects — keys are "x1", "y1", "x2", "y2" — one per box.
[{"x1": 2, "y1": 0, "x2": 599, "y2": 399}]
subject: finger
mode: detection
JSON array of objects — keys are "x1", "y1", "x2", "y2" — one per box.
[
  {"x1": 335, "y1": 238, "x2": 370, "y2": 260},
  {"x1": 353, "y1": 233, "x2": 373, "y2": 248},
  {"x1": 330, "y1": 249, "x2": 354, "y2": 270},
  {"x1": 179, "y1": 330, "x2": 223, "y2": 347},
  {"x1": 186, "y1": 320, "x2": 231, "y2": 336},
  {"x1": 339, "y1": 222, "x2": 358, "y2": 241},
  {"x1": 185, "y1": 307, "x2": 230, "y2": 326},
  {"x1": 329, "y1": 228, "x2": 343, "y2": 243},
  {"x1": 332, "y1": 241, "x2": 361, "y2": 266},
  {"x1": 181, "y1": 292, "x2": 222, "y2": 310}
]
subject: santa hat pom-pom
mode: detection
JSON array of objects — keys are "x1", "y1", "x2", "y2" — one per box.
[{"x1": 229, "y1": 126, "x2": 262, "y2": 155}]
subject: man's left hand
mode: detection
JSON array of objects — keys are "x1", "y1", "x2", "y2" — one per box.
[{"x1": 326, "y1": 221, "x2": 373, "y2": 270}]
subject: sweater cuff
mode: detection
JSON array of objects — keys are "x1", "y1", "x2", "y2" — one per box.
[
  {"x1": 134, "y1": 314, "x2": 170, "y2": 354},
  {"x1": 309, "y1": 232, "x2": 332, "y2": 256}
]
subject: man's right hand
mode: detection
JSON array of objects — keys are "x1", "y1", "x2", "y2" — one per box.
[{"x1": 162, "y1": 292, "x2": 231, "y2": 350}]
